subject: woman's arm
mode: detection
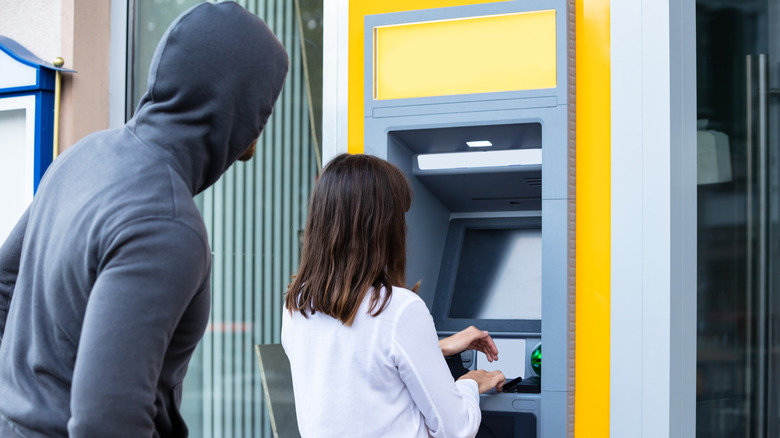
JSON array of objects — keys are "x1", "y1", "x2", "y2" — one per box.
[
  {"x1": 439, "y1": 325, "x2": 499, "y2": 362},
  {"x1": 392, "y1": 298, "x2": 505, "y2": 438}
]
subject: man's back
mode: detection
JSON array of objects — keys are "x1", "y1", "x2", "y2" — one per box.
[
  {"x1": 0, "y1": 125, "x2": 212, "y2": 437},
  {"x1": 0, "y1": 2, "x2": 288, "y2": 436}
]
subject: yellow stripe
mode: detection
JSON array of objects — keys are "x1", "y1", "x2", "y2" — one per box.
[{"x1": 575, "y1": 0, "x2": 610, "y2": 436}]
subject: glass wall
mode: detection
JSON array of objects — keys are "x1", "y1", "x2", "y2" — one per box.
[
  {"x1": 696, "y1": 0, "x2": 780, "y2": 436},
  {"x1": 129, "y1": 1, "x2": 323, "y2": 436}
]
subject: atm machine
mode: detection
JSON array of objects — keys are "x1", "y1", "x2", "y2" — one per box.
[{"x1": 362, "y1": 1, "x2": 574, "y2": 436}]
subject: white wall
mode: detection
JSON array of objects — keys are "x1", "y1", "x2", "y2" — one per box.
[
  {"x1": 0, "y1": 0, "x2": 62, "y2": 64},
  {"x1": 611, "y1": 0, "x2": 697, "y2": 436}
]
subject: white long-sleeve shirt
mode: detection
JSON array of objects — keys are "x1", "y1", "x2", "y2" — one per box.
[{"x1": 282, "y1": 286, "x2": 481, "y2": 438}]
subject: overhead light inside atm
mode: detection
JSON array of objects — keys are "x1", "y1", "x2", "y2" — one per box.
[
  {"x1": 417, "y1": 149, "x2": 542, "y2": 170},
  {"x1": 466, "y1": 140, "x2": 492, "y2": 147}
]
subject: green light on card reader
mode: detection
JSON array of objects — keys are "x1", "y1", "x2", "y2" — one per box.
[{"x1": 531, "y1": 344, "x2": 542, "y2": 376}]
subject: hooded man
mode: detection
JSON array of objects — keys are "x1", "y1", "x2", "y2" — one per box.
[{"x1": 0, "y1": 2, "x2": 288, "y2": 436}]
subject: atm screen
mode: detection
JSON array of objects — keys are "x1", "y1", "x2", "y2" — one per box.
[
  {"x1": 449, "y1": 228, "x2": 541, "y2": 320},
  {"x1": 431, "y1": 216, "x2": 542, "y2": 333}
]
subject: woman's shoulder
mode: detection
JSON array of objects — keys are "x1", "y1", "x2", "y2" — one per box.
[
  {"x1": 388, "y1": 285, "x2": 423, "y2": 304},
  {"x1": 356, "y1": 286, "x2": 428, "y2": 326},
  {"x1": 378, "y1": 286, "x2": 427, "y2": 317}
]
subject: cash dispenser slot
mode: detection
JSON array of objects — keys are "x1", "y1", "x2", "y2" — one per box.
[
  {"x1": 414, "y1": 167, "x2": 542, "y2": 212},
  {"x1": 393, "y1": 122, "x2": 542, "y2": 212}
]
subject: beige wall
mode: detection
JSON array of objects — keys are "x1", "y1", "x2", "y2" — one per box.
[
  {"x1": 0, "y1": 0, "x2": 111, "y2": 153},
  {"x1": 59, "y1": 0, "x2": 111, "y2": 151}
]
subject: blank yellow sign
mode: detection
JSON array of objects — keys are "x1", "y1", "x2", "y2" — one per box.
[{"x1": 374, "y1": 10, "x2": 557, "y2": 100}]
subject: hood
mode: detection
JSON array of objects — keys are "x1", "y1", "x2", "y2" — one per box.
[{"x1": 127, "y1": 1, "x2": 289, "y2": 195}]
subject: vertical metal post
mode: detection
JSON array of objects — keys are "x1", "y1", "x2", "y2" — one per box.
[
  {"x1": 746, "y1": 54, "x2": 754, "y2": 438},
  {"x1": 757, "y1": 53, "x2": 769, "y2": 438},
  {"x1": 53, "y1": 57, "x2": 64, "y2": 159},
  {"x1": 745, "y1": 52, "x2": 770, "y2": 438}
]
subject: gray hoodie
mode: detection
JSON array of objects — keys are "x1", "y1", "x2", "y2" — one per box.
[{"x1": 0, "y1": 2, "x2": 288, "y2": 437}]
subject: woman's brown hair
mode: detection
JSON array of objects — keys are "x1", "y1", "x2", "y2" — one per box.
[{"x1": 285, "y1": 153, "x2": 413, "y2": 326}]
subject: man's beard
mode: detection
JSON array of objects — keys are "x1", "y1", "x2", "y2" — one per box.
[{"x1": 238, "y1": 140, "x2": 257, "y2": 162}]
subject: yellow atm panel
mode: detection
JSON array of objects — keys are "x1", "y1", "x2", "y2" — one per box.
[{"x1": 373, "y1": 10, "x2": 557, "y2": 99}]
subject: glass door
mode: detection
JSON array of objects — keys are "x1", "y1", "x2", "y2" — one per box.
[{"x1": 696, "y1": 0, "x2": 780, "y2": 436}]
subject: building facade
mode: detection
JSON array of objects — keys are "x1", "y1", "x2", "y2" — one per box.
[{"x1": 1, "y1": 0, "x2": 778, "y2": 437}]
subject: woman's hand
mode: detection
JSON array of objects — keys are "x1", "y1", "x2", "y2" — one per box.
[
  {"x1": 458, "y1": 369, "x2": 506, "y2": 394},
  {"x1": 439, "y1": 325, "x2": 499, "y2": 362}
]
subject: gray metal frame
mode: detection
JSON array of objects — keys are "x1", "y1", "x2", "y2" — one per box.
[
  {"x1": 363, "y1": 1, "x2": 574, "y2": 436},
  {"x1": 321, "y1": 0, "x2": 349, "y2": 162},
  {"x1": 610, "y1": 0, "x2": 697, "y2": 436}
]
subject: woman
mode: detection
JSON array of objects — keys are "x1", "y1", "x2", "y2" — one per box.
[{"x1": 282, "y1": 153, "x2": 505, "y2": 438}]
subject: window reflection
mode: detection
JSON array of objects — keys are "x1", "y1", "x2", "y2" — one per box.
[
  {"x1": 696, "y1": 1, "x2": 780, "y2": 436},
  {"x1": 128, "y1": 1, "x2": 323, "y2": 437}
]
